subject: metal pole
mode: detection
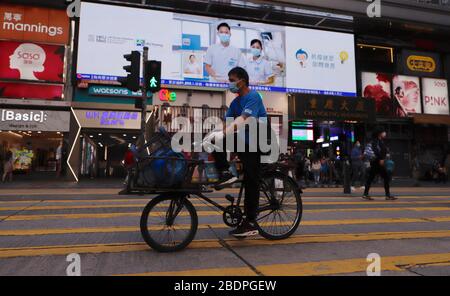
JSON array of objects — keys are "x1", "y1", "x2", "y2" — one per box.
[{"x1": 141, "y1": 47, "x2": 149, "y2": 140}]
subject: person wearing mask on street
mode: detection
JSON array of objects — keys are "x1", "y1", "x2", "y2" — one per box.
[
  {"x1": 206, "y1": 66, "x2": 267, "y2": 237},
  {"x1": 241, "y1": 39, "x2": 275, "y2": 86},
  {"x1": 363, "y1": 129, "x2": 396, "y2": 201},
  {"x1": 294, "y1": 148, "x2": 305, "y2": 185},
  {"x1": 304, "y1": 155, "x2": 311, "y2": 186},
  {"x1": 350, "y1": 141, "x2": 364, "y2": 191},
  {"x1": 205, "y1": 23, "x2": 243, "y2": 82}
]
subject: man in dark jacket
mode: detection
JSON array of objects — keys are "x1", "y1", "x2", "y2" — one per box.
[{"x1": 363, "y1": 129, "x2": 396, "y2": 201}]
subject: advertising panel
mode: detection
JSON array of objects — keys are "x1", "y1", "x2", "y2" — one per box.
[
  {"x1": 0, "y1": 41, "x2": 65, "y2": 82},
  {"x1": 0, "y1": 82, "x2": 63, "y2": 100},
  {"x1": 392, "y1": 75, "x2": 422, "y2": 114},
  {"x1": 422, "y1": 78, "x2": 449, "y2": 115},
  {"x1": 285, "y1": 26, "x2": 356, "y2": 96},
  {"x1": 76, "y1": 2, "x2": 356, "y2": 95},
  {"x1": 0, "y1": 4, "x2": 69, "y2": 44},
  {"x1": 74, "y1": 109, "x2": 142, "y2": 129},
  {"x1": 361, "y1": 72, "x2": 392, "y2": 116}
]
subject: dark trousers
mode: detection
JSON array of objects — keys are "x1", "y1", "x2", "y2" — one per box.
[
  {"x1": 364, "y1": 162, "x2": 391, "y2": 196},
  {"x1": 351, "y1": 161, "x2": 363, "y2": 186},
  {"x1": 213, "y1": 150, "x2": 261, "y2": 221}
]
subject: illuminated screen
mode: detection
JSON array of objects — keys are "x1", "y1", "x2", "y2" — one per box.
[
  {"x1": 77, "y1": 2, "x2": 356, "y2": 95},
  {"x1": 292, "y1": 129, "x2": 314, "y2": 141}
]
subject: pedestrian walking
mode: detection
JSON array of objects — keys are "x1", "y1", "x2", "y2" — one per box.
[
  {"x1": 2, "y1": 150, "x2": 13, "y2": 183},
  {"x1": 311, "y1": 158, "x2": 321, "y2": 186},
  {"x1": 350, "y1": 141, "x2": 364, "y2": 191},
  {"x1": 363, "y1": 128, "x2": 396, "y2": 201}
]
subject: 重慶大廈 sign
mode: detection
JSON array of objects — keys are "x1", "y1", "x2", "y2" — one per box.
[
  {"x1": 74, "y1": 109, "x2": 142, "y2": 129},
  {"x1": 0, "y1": 108, "x2": 70, "y2": 131},
  {"x1": 290, "y1": 94, "x2": 375, "y2": 122}
]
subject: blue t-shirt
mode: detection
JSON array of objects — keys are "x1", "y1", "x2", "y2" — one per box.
[
  {"x1": 226, "y1": 90, "x2": 267, "y2": 119},
  {"x1": 225, "y1": 90, "x2": 267, "y2": 146}
]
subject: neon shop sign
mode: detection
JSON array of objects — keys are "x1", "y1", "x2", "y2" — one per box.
[{"x1": 159, "y1": 89, "x2": 177, "y2": 102}]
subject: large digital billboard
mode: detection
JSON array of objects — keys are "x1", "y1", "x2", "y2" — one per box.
[
  {"x1": 76, "y1": 2, "x2": 356, "y2": 95},
  {"x1": 285, "y1": 26, "x2": 356, "y2": 96}
]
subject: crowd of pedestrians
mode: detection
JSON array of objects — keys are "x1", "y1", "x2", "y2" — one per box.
[{"x1": 287, "y1": 128, "x2": 402, "y2": 200}]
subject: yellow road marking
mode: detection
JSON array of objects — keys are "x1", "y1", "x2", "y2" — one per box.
[
  {"x1": 1, "y1": 217, "x2": 450, "y2": 236},
  {"x1": 1, "y1": 200, "x2": 450, "y2": 212},
  {"x1": 1, "y1": 206, "x2": 450, "y2": 221},
  {"x1": 258, "y1": 252, "x2": 450, "y2": 276},
  {"x1": 127, "y1": 253, "x2": 450, "y2": 276},
  {"x1": 1, "y1": 195, "x2": 450, "y2": 205},
  {"x1": 122, "y1": 267, "x2": 256, "y2": 276},
  {"x1": 0, "y1": 230, "x2": 449, "y2": 259}
]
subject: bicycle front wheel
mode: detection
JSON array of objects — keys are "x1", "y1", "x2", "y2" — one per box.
[
  {"x1": 140, "y1": 194, "x2": 198, "y2": 252},
  {"x1": 256, "y1": 171, "x2": 303, "y2": 240}
]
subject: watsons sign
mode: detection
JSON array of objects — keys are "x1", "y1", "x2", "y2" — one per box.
[
  {"x1": 0, "y1": 109, "x2": 70, "y2": 131},
  {"x1": 89, "y1": 86, "x2": 151, "y2": 97}
]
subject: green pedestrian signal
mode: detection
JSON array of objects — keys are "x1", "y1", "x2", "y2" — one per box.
[
  {"x1": 145, "y1": 60, "x2": 161, "y2": 93},
  {"x1": 149, "y1": 76, "x2": 158, "y2": 88}
]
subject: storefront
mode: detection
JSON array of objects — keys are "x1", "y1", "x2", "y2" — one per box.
[
  {"x1": 288, "y1": 94, "x2": 376, "y2": 159},
  {"x1": 153, "y1": 88, "x2": 226, "y2": 135},
  {"x1": 358, "y1": 43, "x2": 450, "y2": 177},
  {"x1": 0, "y1": 108, "x2": 70, "y2": 179},
  {"x1": 68, "y1": 109, "x2": 147, "y2": 180}
]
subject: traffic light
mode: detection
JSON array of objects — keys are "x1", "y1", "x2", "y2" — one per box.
[
  {"x1": 145, "y1": 60, "x2": 162, "y2": 93},
  {"x1": 118, "y1": 51, "x2": 141, "y2": 92}
]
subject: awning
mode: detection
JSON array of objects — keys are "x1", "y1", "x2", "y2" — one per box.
[{"x1": 412, "y1": 114, "x2": 450, "y2": 125}]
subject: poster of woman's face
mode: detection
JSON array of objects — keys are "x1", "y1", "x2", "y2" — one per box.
[{"x1": 392, "y1": 75, "x2": 422, "y2": 114}]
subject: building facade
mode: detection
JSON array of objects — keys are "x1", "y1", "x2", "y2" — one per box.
[{"x1": 2, "y1": 0, "x2": 449, "y2": 181}]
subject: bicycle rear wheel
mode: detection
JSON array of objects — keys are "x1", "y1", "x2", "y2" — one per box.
[
  {"x1": 256, "y1": 171, "x2": 303, "y2": 240},
  {"x1": 140, "y1": 194, "x2": 198, "y2": 252}
]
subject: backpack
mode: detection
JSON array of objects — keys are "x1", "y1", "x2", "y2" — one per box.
[{"x1": 363, "y1": 143, "x2": 376, "y2": 161}]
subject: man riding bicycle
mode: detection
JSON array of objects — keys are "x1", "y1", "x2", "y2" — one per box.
[{"x1": 206, "y1": 66, "x2": 267, "y2": 238}]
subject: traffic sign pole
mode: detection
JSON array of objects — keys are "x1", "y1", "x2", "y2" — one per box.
[{"x1": 141, "y1": 47, "x2": 149, "y2": 140}]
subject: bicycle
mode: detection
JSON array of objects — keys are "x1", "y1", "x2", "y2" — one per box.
[{"x1": 127, "y1": 129, "x2": 303, "y2": 252}]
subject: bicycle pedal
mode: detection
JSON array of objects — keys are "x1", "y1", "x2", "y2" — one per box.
[{"x1": 225, "y1": 194, "x2": 235, "y2": 203}]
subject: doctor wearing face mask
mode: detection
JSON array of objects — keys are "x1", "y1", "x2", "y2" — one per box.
[
  {"x1": 242, "y1": 39, "x2": 275, "y2": 86},
  {"x1": 205, "y1": 22, "x2": 243, "y2": 83}
]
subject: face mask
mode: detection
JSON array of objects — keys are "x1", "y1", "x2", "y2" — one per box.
[
  {"x1": 228, "y1": 80, "x2": 241, "y2": 93},
  {"x1": 219, "y1": 33, "x2": 230, "y2": 43},
  {"x1": 251, "y1": 48, "x2": 261, "y2": 57}
]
